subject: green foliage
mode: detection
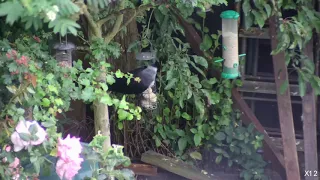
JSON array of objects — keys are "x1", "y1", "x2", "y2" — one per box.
[
  {"x1": 86, "y1": 133, "x2": 134, "y2": 180},
  {"x1": 242, "y1": 0, "x2": 320, "y2": 97},
  {"x1": 0, "y1": 0, "x2": 81, "y2": 36},
  {"x1": 213, "y1": 111, "x2": 268, "y2": 180}
]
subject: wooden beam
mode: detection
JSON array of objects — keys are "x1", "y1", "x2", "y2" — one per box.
[
  {"x1": 174, "y1": 12, "x2": 286, "y2": 180},
  {"x1": 239, "y1": 80, "x2": 300, "y2": 96},
  {"x1": 141, "y1": 151, "x2": 213, "y2": 180},
  {"x1": 239, "y1": 28, "x2": 270, "y2": 39},
  {"x1": 270, "y1": 137, "x2": 304, "y2": 152},
  {"x1": 302, "y1": 39, "x2": 318, "y2": 180},
  {"x1": 269, "y1": 16, "x2": 301, "y2": 179},
  {"x1": 115, "y1": 163, "x2": 158, "y2": 176}
]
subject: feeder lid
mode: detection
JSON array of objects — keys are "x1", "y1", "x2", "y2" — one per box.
[
  {"x1": 53, "y1": 42, "x2": 76, "y2": 50},
  {"x1": 220, "y1": 10, "x2": 239, "y2": 19},
  {"x1": 136, "y1": 51, "x2": 156, "y2": 61}
]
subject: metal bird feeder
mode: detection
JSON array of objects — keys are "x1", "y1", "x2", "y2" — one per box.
[
  {"x1": 53, "y1": 36, "x2": 75, "y2": 67},
  {"x1": 220, "y1": 10, "x2": 241, "y2": 79},
  {"x1": 135, "y1": 47, "x2": 158, "y2": 111}
]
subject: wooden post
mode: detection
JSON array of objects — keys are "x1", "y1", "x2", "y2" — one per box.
[
  {"x1": 269, "y1": 16, "x2": 301, "y2": 179},
  {"x1": 302, "y1": 39, "x2": 318, "y2": 180}
]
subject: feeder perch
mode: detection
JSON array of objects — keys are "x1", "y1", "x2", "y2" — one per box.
[
  {"x1": 136, "y1": 50, "x2": 158, "y2": 110},
  {"x1": 53, "y1": 41, "x2": 75, "y2": 67},
  {"x1": 220, "y1": 10, "x2": 240, "y2": 79}
]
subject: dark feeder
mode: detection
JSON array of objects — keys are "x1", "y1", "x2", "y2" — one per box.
[
  {"x1": 53, "y1": 41, "x2": 75, "y2": 67},
  {"x1": 136, "y1": 50, "x2": 158, "y2": 110}
]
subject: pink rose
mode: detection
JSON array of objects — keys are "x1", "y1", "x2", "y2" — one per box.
[
  {"x1": 56, "y1": 135, "x2": 83, "y2": 180},
  {"x1": 57, "y1": 135, "x2": 82, "y2": 161},
  {"x1": 56, "y1": 157, "x2": 83, "y2": 180},
  {"x1": 11, "y1": 120, "x2": 47, "y2": 152}
]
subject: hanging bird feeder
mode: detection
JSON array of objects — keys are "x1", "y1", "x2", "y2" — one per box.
[
  {"x1": 53, "y1": 36, "x2": 75, "y2": 67},
  {"x1": 135, "y1": 48, "x2": 158, "y2": 111},
  {"x1": 219, "y1": 10, "x2": 244, "y2": 79}
]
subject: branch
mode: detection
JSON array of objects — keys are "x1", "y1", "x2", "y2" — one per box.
[
  {"x1": 104, "y1": 1, "x2": 126, "y2": 44},
  {"x1": 76, "y1": 1, "x2": 101, "y2": 38},
  {"x1": 104, "y1": 4, "x2": 154, "y2": 44}
]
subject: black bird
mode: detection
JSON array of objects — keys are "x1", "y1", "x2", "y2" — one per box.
[{"x1": 108, "y1": 63, "x2": 158, "y2": 94}]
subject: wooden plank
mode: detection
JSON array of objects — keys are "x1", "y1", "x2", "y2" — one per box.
[
  {"x1": 239, "y1": 28, "x2": 270, "y2": 39},
  {"x1": 141, "y1": 151, "x2": 213, "y2": 180},
  {"x1": 239, "y1": 80, "x2": 299, "y2": 96},
  {"x1": 269, "y1": 16, "x2": 301, "y2": 180},
  {"x1": 173, "y1": 12, "x2": 286, "y2": 180},
  {"x1": 270, "y1": 137, "x2": 304, "y2": 152},
  {"x1": 302, "y1": 39, "x2": 318, "y2": 179},
  {"x1": 115, "y1": 163, "x2": 158, "y2": 176}
]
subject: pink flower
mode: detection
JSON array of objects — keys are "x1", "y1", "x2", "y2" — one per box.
[
  {"x1": 9, "y1": 157, "x2": 20, "y2": 169},
  {"x1": 56, "y1": 157, "x2": 83, "y2": 180},
  {"x1": 5, "y1": 145, "x2": 11, "y2": 152},
  {"x1": 10, "y1": 120, "x2": 47, "y2": 152},
  {"x1": 56, "y1": 135, "x2": 83, "y2": 180},
  {"x1": 57, "y1": 135, "x2": 82, "y2": 161}
]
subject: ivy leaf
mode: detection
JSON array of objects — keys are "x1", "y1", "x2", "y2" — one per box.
[
  {"x1": 200, "y1": 34, "x2": 212, "y2": 51},
  {"x1": 279, "y1": 80, "x2": 289, "y2": 95},
  {"x1": 189, "y1": 151, "x2": 202, "y2": 160},
  {"x1": 100, "y1": 94, "x2": 113, "y2": 106},
  {"x1": 194, "y1": 134, "x2": 201, "y2": 146},
  {"x1": 192, "y1": 56, "x2": 208, "y2": 68},
  {"x1": 106, "y1": 74, "x2": 115, "y2": 85},
  {"x1": 178, "y1": 137, "x2": 187, "y2": 151},
  {"x1": 81, "y1": 87, "x2": 94, "y2": 102},
  {"x1": 41, "y1": 98, "x2": 51, "y2": 107}
]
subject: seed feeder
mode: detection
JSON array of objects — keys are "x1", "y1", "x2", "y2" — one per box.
[
  {"x1": 217, "y1": 10, "x2": 245, "y2": 79},
  {"x1": 136, "y1": 47, "x2": 158, "y2": 111},
  {"x1": 53, "y1": 35, "x2": 75, "y2": 68}
]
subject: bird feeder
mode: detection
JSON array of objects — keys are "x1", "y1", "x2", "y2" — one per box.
[
  {"x1": 135, "y1": 50, "x2": 158, "y2": 110},
  {"x1": 220, "y1": 10, "x2": 240, "y2": 79},
  {"x1": 53, "y1": 37, "x2": 75, "y2": 68}
]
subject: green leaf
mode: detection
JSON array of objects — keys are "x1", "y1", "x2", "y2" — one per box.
[
  {"x1": 48, "y1": 85, "x2": 59, "y2": 95},
  {"x1": 41, "y1": 121, "x2": 55, "y2": 128},
  {"x1": 200, "y1": 34, "x2": 212, "y2": 51},
  {"x1": 41, "y1": 98, "x2": 51, "y2": 107},
  {"x1": 181, "y1": 112, "x2": 191, "y2": 120},
  {"x1": 165, "y1": 78, "x2": 178, "y2": 90},
  {"x1": 28, "y1": 124, "x2": 38, "y2": 135},
  {"x1": 189, "y1": 151, "x2": 202, "y2": 160},
  {"x1": 264, "y1": 4, "x2": 272, "y2": 17},
  {"x1": 81, "y1": 87, "x2": 94, "y2": 102},
  {"x1": 106, "y1": 74, "x2": 116, "y2": 85},
  {"x1": 0, "y1": 1, "x2": 24, "y2": 25},
  {"x1": 19, "y1": 133, "x2": 31, "y2": 141},
  {"x1": 27, "y1": 87, "x2": 35, "y2": 94},
  {"x1": 100, "y1": 94, "x2": 113, "y2": 106},
  {"x1": 215, "y1": 155, "x2": 223, "y2": 164},
  {"x1": 54, "y1": 98, "x2": 64, "y2": 106},
  {"x1": 190, "y1": 128, "x2": 197, "y2": 134},
  {"x1": 279, "y1": 80, "x2": 289, "y2": 95},
  {"x1": 214, "y1": 132, "x2": 226, "y2": 141},
  {"x1": 176, "y1": 130, "x2": 185, "y2": 138},
  {"x1": 192, "y1": 56, "x2": 208, "y2": 68},
  {"x1": 118, "y1": 122, "x2": 123, "y2": 130},
  {"x1": 297, "y1": 71, "x2": 306, "y2": 97},
  {"x1": 178, "y1": 137, "x2": 187, "y2": 151},
  {"x1": 194, "y1": 134, "x2": 201, "y2": 146}
]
